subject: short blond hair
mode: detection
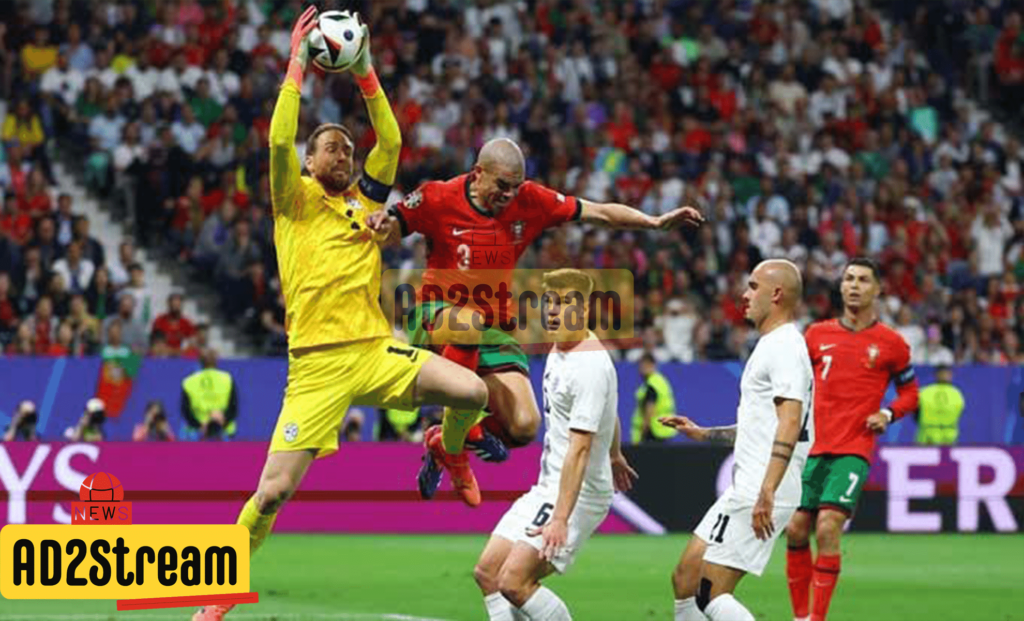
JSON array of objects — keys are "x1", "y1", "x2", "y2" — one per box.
[{"x1": 542, "y1": 268, "x2": 595, "y2": 301}]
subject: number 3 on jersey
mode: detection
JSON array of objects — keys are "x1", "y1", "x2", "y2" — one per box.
[{"x1": 457, "y1": 244, "x2": 470, "y2": 270}]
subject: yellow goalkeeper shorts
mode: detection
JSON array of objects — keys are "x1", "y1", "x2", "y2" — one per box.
[{"x1": 269, "y1": 337, "x2": 428, "y2": 459}]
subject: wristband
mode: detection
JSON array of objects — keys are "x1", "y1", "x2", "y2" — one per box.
[
  {"x1": 881, "y1": 408, "x2": 894, "y2": 423},
  {"x1": 285, "y1": 58, "x2": 305, "y2": 90},
  {"x1": 354, "y1": 67, "x2": 380, "y2": 97}
]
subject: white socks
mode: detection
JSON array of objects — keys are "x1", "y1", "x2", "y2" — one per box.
[
  {"x1": 704, "y1": 594, "x2": 754, "y2": 621},
  {"x1": 519, "y1": 586, "x2": 572, "y2": 620},
  {"x1": 675, "y1": 597, "x2": 707, "y2": 620},
  {"x1": 484, "y1": 593, "x2": 515, "y2": 621}
]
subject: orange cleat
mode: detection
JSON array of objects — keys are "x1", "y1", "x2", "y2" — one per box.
[
  {"x1": 192, "y1": 604, "x2": 235, "y2": 620},
  {"x1": 427, "y1": 430, "x2": 481, "y2": 507}
]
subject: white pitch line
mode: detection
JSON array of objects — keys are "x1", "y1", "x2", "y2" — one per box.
[{"x1": 0, "y1": 614, "x2": 455, "y2": 621}]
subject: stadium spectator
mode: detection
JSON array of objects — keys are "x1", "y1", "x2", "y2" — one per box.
[
  {"x1": 180, "y1": 348, "x2": 237, "y2": 440},
  {"x1": 51, "y1": 240, "x2": 95, "y2": 295},
  {"x1": 85, "y1": 266, "x2": 118, "y2": 321},
  {"x1": 65, "y1": 397, "x2": 107, "y2": 442},
  {"x1": 631, "y1": 353, "x2": 678, "y2": 444},
  {"x1": 119, "y1": 262, "x2": 155, "y2": 326},
  {"x1": 0, "y1": 0, "x2": 1018, "y2": 370},
  {"x1": 133, "y1": 400, "x2": 176, "y2": 442},
  {"x1": 152, "y1": 292, "x2": 196, "y2": 352},
  {"x1": 915, "y1": 365, "x2": 966, "y2": 445},
  {"x1": 103, "y1": 294, "x2": 147, "y2": 353},
  {"x1": 3, "y1": 400, "x2": 39, "y2": 442}
]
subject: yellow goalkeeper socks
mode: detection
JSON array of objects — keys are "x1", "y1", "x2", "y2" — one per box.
[
  {"x1": 237, "y1": 496, "x2": 277, "y2": 555},
  {"x1": 441, "y1": 407, "x2": 482, "y2": 454}
]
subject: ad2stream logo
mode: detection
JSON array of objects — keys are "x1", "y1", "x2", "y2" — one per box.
[{"x1": 0, "y1": 471, "x2": 257, "y2": 611}]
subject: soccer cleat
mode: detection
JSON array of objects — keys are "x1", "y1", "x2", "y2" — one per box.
[
  {"x1": 438, "y1": 446, "x2": 482, "y2": 507},
  {"x1": 465, "y1": 423, "x2": 510, "y2": 463},
  {"x1": 417, "y1": 425, "x2": 444, "y2": 500},
  {"x1": 192, "y1": 604, "x2": 235, "y2": 620}
]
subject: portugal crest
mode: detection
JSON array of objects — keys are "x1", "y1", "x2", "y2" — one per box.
[
  {"x1": 404, "y1": 189, "x2": 423, "y2": 209},
  {"x1": 866, "y1": 344, "x2": 880, "y2": 369},
  {"x1": 512, "y1": 220, "x2": 525, "y2": 243}
]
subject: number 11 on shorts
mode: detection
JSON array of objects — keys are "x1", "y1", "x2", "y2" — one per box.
[{"x1": 710, "y1": 513, "x2": 729, "y2": 543}]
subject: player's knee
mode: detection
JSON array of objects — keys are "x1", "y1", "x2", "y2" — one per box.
[
  {"x1": 506, "y1": 413, "x2": 539, "y2": 446},
  {"x1": 671, "y1": 562, "x2": 694, "y2": 598},
  {"x1": 464, "y1": 376, "x2": 489, "y2": 410},
  {"x1": 473, "y1": 562, "x2": 500, "y2": 593},
  {"x1": 786, "y1": 517, "x2": 811, "y2": 547},
  {"x1": 255, "y1": 478, "x2": 295, "y2": 513},
  {"x1": 815, "y1": 512, "x2": 844, "y2": 548},
  {"x1": 497, "y1": 566, "x2": 529, "y2": 607}
]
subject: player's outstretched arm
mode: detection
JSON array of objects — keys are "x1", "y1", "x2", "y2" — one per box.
[
  {"x1": 269, "y1": 6, "x2": 318, "y2": 216},
  {"x1": 579, "y1": 199, "x2": 704, "y2": 230},
  {"x1": 527, "y1": 428, "x2": 594, "y2": 561},
  {"x1": 349, "y1": 24, "x2": 401, "y2": 201},
  {"x1": 659, "y1": 416, "x2": 737, "y2": 445}
]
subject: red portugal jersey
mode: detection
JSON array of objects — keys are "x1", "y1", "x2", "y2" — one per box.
[
  {"x1": 805, "y1": 319, "x2": 919, "y2": 462},
  {"x1": 392, "y1": 174, "x2": 581, "y2": 307}
]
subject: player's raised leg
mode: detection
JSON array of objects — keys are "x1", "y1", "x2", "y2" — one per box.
[
  {"x1": 697, "y1": 562, "x2": 753, "y2": 621},
  {"x1": 498, "y1": 543, "x2": 567, "y2": 620},
  {"x1": 671, "y1": 536, "x2": 709, "y2": 621},
  {"x1": 786, "y1": 509, "x2": 815, "y2": 621},
  {"x1": 414, "y1": 344, "x2": 491, "y2": 506},
  {"x1": 483, "y1": 370, "x2": 542, "y2": 447}
]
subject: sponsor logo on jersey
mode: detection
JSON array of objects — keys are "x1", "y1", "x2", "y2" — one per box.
[
  {"x1": 820, "y1": 344, "x2": 837, "y2": 351},
  {"x1": 452, "y1": 227, "x2": 470, "y2": 236}
]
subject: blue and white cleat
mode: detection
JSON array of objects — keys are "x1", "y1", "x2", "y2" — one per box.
[
  {"x1": 465, "y1": 426, "x2": 510, "y2": 463},
  {"x1": 417, "y1": 425, "x2": 444, "y2": 500}
]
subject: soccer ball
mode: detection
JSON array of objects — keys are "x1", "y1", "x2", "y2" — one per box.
[{"x1": 308, "y1": 10, "x2": 365, "y2": 73}]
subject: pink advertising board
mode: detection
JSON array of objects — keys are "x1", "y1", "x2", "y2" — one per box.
[{"x1": 0, "y1": 442, "x2": 637, "y2": 533}]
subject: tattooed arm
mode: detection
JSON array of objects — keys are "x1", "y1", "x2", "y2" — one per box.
[{"x1": 658, "y1": 416, "x2": 737, "y2": 445}]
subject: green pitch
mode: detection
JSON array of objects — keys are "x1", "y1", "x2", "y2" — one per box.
[{"x1": 2, "y1": 534, "x2": 1023, "y2": 620}]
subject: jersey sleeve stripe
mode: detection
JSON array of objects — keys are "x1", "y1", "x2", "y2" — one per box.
[
  {"x1": 358, "y1": 170, "x2": 391, "y2": 204},
  {"x1": 570, "y1": 196, "x2": 582, "y2": 221}
]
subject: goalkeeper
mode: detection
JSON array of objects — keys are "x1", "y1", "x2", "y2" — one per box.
[{"x1": 192, "y1": 7, "x2": 488, "y2": 620}]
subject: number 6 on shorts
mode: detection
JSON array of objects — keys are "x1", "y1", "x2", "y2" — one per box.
[{"x1": 532, "y1": 502, "x2": 554, "y2": 527}]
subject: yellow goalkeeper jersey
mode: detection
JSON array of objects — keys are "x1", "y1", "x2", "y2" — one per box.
[{"x1": 269, "y1": 80, "x2": 400, "y2": 351}]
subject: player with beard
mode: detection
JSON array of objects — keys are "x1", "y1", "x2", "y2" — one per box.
[{"x1": 783, "y1": 258, "x2": 918, "y2": 621}]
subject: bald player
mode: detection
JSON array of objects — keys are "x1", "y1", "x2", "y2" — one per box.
[
  {"x1": 370, "y1": 138, "x2": 703, "y2": 506},
  {"x1": 659, "y1": 260, "x2": 815, "y2": 621}
]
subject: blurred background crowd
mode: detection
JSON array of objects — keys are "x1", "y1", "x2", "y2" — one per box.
[{"x1": 0, "y1": 0, "x2": 1022, "y2": 367}]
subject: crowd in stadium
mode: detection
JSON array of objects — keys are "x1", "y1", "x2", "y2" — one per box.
[{"x1": 0, "y1": 0, "x2": 1022, "y2": 366}]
